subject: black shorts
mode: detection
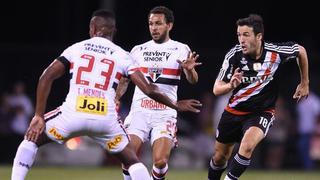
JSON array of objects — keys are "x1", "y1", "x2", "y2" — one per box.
[{"x1": 216, "y1": 110, "x2": 274, "y2": 143}]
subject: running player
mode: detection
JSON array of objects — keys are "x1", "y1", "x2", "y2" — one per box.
[{"x1": 208, "y1": 14, "x2": 309, "y2": 180}]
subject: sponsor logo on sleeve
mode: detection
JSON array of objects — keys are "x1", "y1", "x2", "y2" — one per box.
[
  {"x1": 48, "y1": 128, "x2": 64, "y2": 140},
  {"x1": 107, "y1": 135, "x2": 123, "y2": 150}
]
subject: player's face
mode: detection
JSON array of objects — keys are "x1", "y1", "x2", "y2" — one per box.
[
  {"x1": 237, "y1": 25, "x2": 262, "y2": 56},
  {"x1": 148, "y1": 14, "x2": 172, "y2": 43}
]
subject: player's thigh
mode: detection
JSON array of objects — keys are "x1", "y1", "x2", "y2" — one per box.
[
  {"x1": 216, "y1": 111, "x2": 243, "y2": 143},
  {"x1": 128, "y1": 134, "x2": 144, "y2": 154},
  {"x1": 152, "y1": 137, "x2": 172, "y2": 162},
  {"x1": 44, "y1": 108, "x2": 73, "y2": 144},
  {"x1": 124, "y1": 111, "x2": 151, "y2": 143},
  {"x1": 116, "y1": 135, "x2": 143, "y2": 168},
  {"x1": 150, "y1": 114, "x2": 177, "y2": 146},
  {"x1": 240, "y1": 126, "x2": 264, "y2": 153},
  {"x1": 243, "y1": 111, "x2": 275, "y2": 138},
  {"x1": 90, "y1": 121, "x2": 129, "y2": 154}
]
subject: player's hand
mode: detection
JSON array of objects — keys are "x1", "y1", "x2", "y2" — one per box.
[
  {"x1": 293, "y1": 82, "x2": 309, "y2": 103},
  {"x1": 230, "y1": 68, "x2": 243, "y2": 89},
  {"x1": 25, "y1": 115, "x2": 45, "y2": 142},
  {"x1": 176, "y1": 99, "x2": 202, "y2": 113},
  {"x1": 115, "y1": 99, "x2": 121, "y2": 113},
  {"x1": 177, "y1": 51, "x2": 202, "y2": 71}
]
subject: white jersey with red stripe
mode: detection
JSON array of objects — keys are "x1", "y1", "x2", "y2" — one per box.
[
  {"x1": 59, "y1": 37, "x2": 137, "y2": 120},
  {"x1": 217, "y1": 41, "x2": 299, "y2": 114},
  {"x1": 129, "y1": 39, "x2": 190, "y2": 115}
]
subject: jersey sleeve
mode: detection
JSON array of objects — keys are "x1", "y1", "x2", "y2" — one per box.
[
  {"x1": 56, "y1": 43, "x2": 78, "y2": 70},
  {"x1": 60, "y1": 45, "x2": 74, "y2": 61},
  {"x1": 175, "y1": 44, "x2": 191, "y2": 70},
  {"x1": 122, "y1": 52, "x2": 139, "y2": 77},
  {"x1": 216, "y1": 47, "x2": 237, "y2": 83},
  {"x1": 179, "y1": 44, "x2": 191, "y2": 60},
  {"x1": 273, "y1": 42, "x2": 300, "y2": 63}
]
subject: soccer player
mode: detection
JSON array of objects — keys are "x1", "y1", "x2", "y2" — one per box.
[
  {"x1": 11, "y1": 9, "x2": 202, "y2": 180},
  {"x1": 208, "y1": 14, "x2": 309, "y2": 180},
  {"x1": 117, "y1": 6, "x2": 201, "y2": 180}
]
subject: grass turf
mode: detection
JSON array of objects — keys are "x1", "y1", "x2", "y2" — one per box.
[{"x1": 1, "y1": 166, "x2": 320, "y2": 180}]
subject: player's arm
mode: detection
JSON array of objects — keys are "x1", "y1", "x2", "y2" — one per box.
[
  {"x1": 115, "y1": 76, "x2": 130, "y2": 110},
  {"x1": 293, "y1": 45, "x2": 309, "y2": 102},
  {"x1": 213, "y1": 68, "x2": 243, "y2": 96},
  {"x1": 178, "y1": 51, "x2": 201, "y2": 84},
  {"x1": 115, "y1": 76, "x2": 130, "y2": 101},
  {"x1": 35, "y1": 59, "x2": 66, "y2": 116},
  {"x1": 26, "y1": 59, "x2": 66, "y2": 142},
  {"x1": 130, "y1": 70, "x2": 201, "y2": 112}
]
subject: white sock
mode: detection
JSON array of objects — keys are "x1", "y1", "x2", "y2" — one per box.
[
  {"x1": 224, "y1": 174, "x2": 235, "y2": 180},
  {"x1": 152, "y1": 164, "x2": 168, "y2": 179},
  {"x1": 122, "y1": 167, "x2": 132, "y2": 180},
  {"x1": 11, "y1": 140, "x2": 38, "y2": 180},
  {"x1": 128, "y1": 162, "x2": 150, "y2": 180}
]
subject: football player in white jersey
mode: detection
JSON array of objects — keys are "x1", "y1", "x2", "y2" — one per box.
[
  {"x1": 117, "y1": 6, "x2": 202, "y2": 180},
  {"x1": 11, "y1": 9, "x2": 201, "y2": 180}
]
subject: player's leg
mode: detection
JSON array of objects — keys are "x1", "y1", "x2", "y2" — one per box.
[
  {"x1": 208, "y1": 141, "x2": 234, "y2": 180},
  {"x1": 121, "y1": 111, "x2": 150, "y2": 180},
  {"x1": 121, "y1": 134, "x2": 144, "y2": 180},
  {"x1": 115, "y1": 143, "x2": 150, "y2": 180},
  {"x1": 12, "y1": 108, "x2": 72, "y2": 180},
  {"x1": 151, "y1": 137, "x2": 172, "y2": 180},
  {"x1": 90, "y1": 113, "x2": 150, "y2": 180},
  {"x1": 149, "y1": 115, "x2": 177, "y2": 180},
  {"x1": 11, "y1": 124, "x2": 53, "y2": 180},
  {"x1": 224, "y1": 112, "x2": 274, "y2": 180},
  {"x1": 209, "y1": 111, "x2": 243, "y2": 180},
  {"x1": 224, "y1": 127, "x2": 264, "y2": 180}
]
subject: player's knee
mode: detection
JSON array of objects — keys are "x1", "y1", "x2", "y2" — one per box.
[
  {"x1": 240, "y1": 141, "x2": 255, "y2": 155},
  {"x1": 153, "y1": 158, "x2": 168, "y2": 168},
  {"x1": 213, "y1": 154, "x2": 228, "y2": 165}
]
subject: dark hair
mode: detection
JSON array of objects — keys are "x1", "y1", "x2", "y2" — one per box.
[
  {"x1": 236, "y1": 14, "x2": 264, "y2": 36},
  {"x1": 92, "y1": 9, "x2": 115, "y2": 20},
  {"x1": 91, "y1": 9, "x2": 116, "y2": 29},
  {"x1": 148, "y1": 6, "x2": 174, "y2": 24}
]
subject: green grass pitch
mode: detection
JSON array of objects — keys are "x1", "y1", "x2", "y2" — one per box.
[{"x1": 1, "y1": 166, "x2": 320, "y2": 180}]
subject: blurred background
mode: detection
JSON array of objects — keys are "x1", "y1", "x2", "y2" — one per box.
[{"x1": 1, "y1": 0, "x2": 320, "y2": 172}]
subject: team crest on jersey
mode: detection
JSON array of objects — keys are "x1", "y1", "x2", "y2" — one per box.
[
  {"x1": 253, "y1": 63, "x2": 262, "y2": 71},
  {"x1": 148, "y1": 68, "x2": 163, "y2": 82}
]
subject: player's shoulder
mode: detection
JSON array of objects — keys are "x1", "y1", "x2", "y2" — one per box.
[
  {"x1": 112, "y1": 43, "x2": 129, "y2": 55},
  {"x1": 169, "y1": 39, "x2": 188, "y2": 46},
  {"x1": 130, "y1": 40, "x2": 153, "y2": 53},
  {"x1": 224, "y1": 44, "x2": 242, "y2": 58},
  {"x1": 66, "y1": 39, "x2": 85, "y2": 49},
  {"x1": 229, "y1": 44, "x2": 242, "y2": 52},
  {"x1": 167, "y1": 39, "x2": 191, "y2": 53},
  {"x1": 264, "y1": 41, "x2": 299, "y2": 52}
]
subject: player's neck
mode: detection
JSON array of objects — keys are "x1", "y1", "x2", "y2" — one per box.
[
  {"x1": 153, "y1": 36, "x2": 170, "y2": 44},
  {"x1": 100, "y1": 35, "x2": 112, "y2": 41},
  {"x1": 254, "y1": 42, "x2": 263, "y2": 60}
]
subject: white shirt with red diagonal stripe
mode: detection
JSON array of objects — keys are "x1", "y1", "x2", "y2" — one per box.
[{"x1": 128, "y1": 39, "x2": 190, "y2": 115}]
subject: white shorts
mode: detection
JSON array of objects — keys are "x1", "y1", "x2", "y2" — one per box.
[
  {"x1": 123, "y1": 111, "x2": 177, "y2": 146},
  {"x1": 44, "y1": 107, "x2": 129, "y2": 154}
]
